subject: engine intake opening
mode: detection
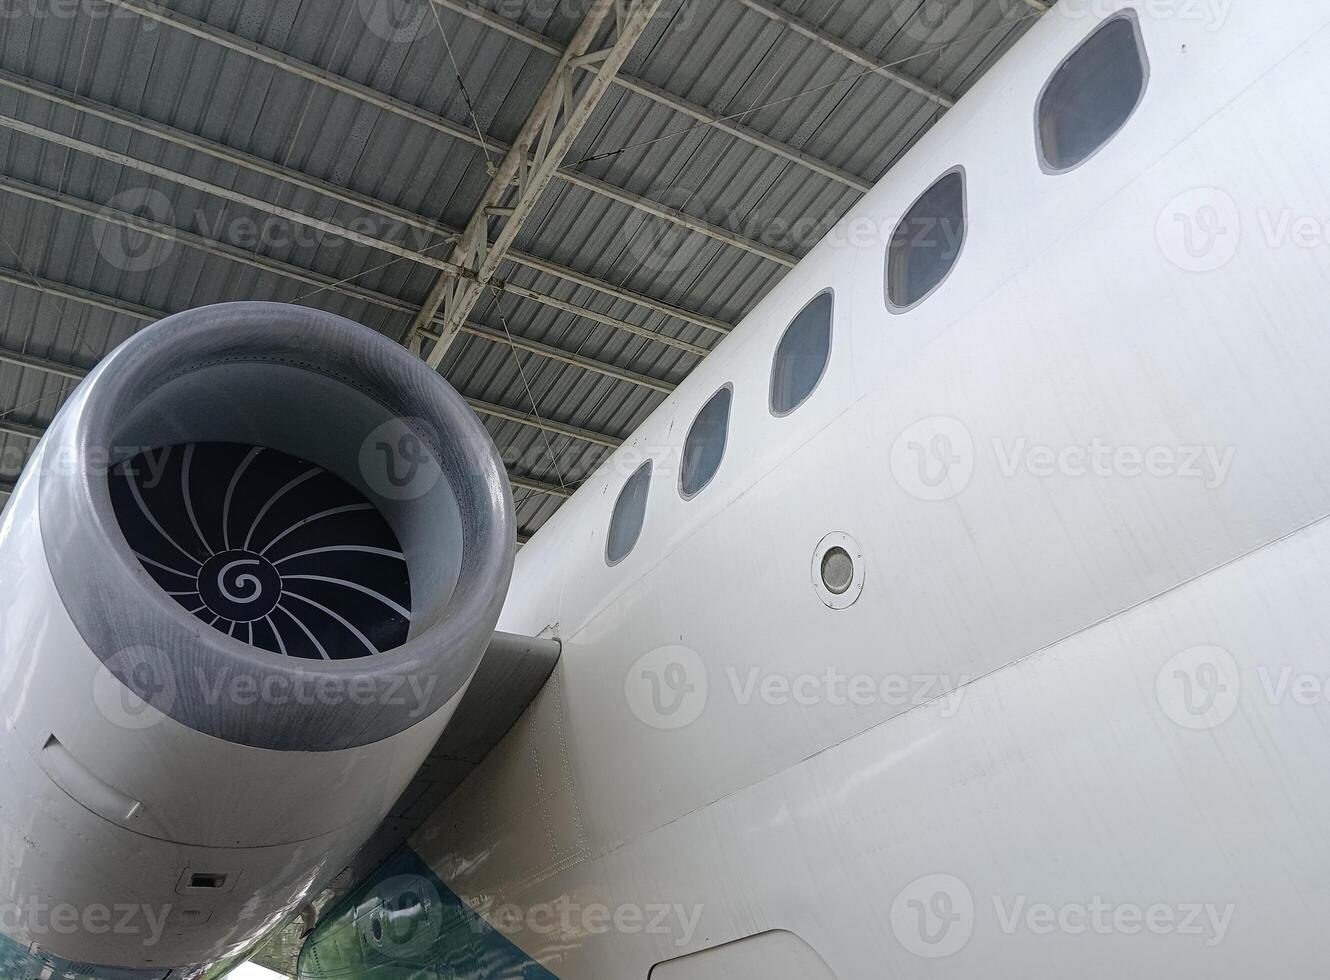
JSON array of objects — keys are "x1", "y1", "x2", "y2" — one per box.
[
  {"x1": 111, "y1": 443, "x2": 411, "y2": 660},
  {"x1": 36, "y1": 302, "x2": 515, "y2": 751}
]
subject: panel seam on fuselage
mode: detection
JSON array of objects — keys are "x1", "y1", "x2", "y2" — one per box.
[{"x1": 581, "y1": 505, "x2": 1330, "y2": 868}]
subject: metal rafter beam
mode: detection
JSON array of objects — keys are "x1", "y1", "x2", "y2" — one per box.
[
  {"x1": 466, "y1": 398, "x2": 620, "y2": 449},
  {"x1": 456, "y1": 321, "x2": 674, "y2": 394},
  {"x1": 98, "y1": 0, "x2": 795, "y2": 268},
  {"x1": 430, "y1": 0, "x2": 872, "y2": 193},
  {"x1": 414, "y1": 0, "x2": 668, "y2": 365},
  {"x1": 510, "y1": 475, "x2": 572, "y2": 499},
  {"x1": 0, "y1": 174, "x2": 700, "y2": 380},
  {"x1": 0, "y1": 263, "x2": 674, "y2": 395},
  {"x1": 0, "y1": 273, "x2": 621, "y2": 465},
  {"x1": 0, "y1": 68, "x2": 730, "y2": 340},
  {"x1": 734, "y1": 0, "x2": 956, "y2": 109},
  {"x1": 0, "y1": 115, "x2": 477, "y2": 280},
  {"x1": 0, "y1": 264, "x2": 162, "y2": 324},
  {"x1": 0, "y1": 418, "x2": 45, "y2": 442}
]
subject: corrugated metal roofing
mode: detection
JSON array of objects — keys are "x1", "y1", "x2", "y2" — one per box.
[{"x1": 0, "y1": 0, "x2": 1042, "y2": 537}]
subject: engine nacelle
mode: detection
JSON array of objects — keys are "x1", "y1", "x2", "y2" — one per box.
[{"x1": 0, "y1": 303, "x2": 514, "y2": 978}]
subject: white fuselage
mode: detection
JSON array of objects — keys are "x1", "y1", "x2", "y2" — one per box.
[{"x1": 405, "y1": 1, "x2": 1330, "y2": 976}]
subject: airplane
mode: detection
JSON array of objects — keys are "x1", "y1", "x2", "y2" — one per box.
[{"x1": 4, "y1": 0, "x2": 1330, "y2": 976}]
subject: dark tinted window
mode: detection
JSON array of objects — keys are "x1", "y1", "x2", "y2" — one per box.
[
  {"x1": 1038, "y1": 13, "x2": 1148, "y2": 173},
  {"x1": 770, "y1": 292, "x2": 833, "y2": 416},
  {"x1": 680, "y1": 386, "x2": 732, "y2": 499},
  {"x1": 606, "y1": 460, "x2": 652, "y2": 565},
  {"x1": 886, "y1": 169, "x2": 966, "y2": 311}
]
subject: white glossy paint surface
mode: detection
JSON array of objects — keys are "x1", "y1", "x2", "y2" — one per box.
[
  {"x1": 0, "y1": 456, "x2": 466, "y2": 975},
  {"x1": 412, "y1": 1, "x2": 1330, "y2": 976}
]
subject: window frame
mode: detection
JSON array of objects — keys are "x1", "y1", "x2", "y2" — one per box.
[
  {"x1": 769, "y1": 289, "x2": 835, "y2": 418},
  {"x1": 605, "y1": 458, "x2": 653, "y2": 567},
  {"x1": 884, "y1": 165, "x2": 968, "y2": 314},
  {"x1": 1034, "y1": 9, "x2": 1150, "y2": 176},
  {"x1": 678, "y1": 383, "x2": 734, "y2": 501}
]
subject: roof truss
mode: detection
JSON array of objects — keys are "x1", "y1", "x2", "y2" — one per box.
[{"x1": 412, "y1": 0, "x2": 669, "y2": 365}]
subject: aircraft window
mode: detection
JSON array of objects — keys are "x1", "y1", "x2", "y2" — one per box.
[
  {"x1": 606, "y1": 459, "x2": 652, "y2": 565},
  {"x1": 1037, "y1": 11, "x2": 1148, "y2": 173},
  {"x1": 770, "y1": 291, "x2": 833, "y2": 416},
  {"x1": 680, "y1": 385, "x2": 733, "y2": 499},
  {"x1": 886, "y1": 168, "x2": 966, "y2": 311}
]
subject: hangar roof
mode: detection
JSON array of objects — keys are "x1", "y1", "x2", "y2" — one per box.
[{"x1": 0, "y1": 0, "x2": 1047, "y2": 540}]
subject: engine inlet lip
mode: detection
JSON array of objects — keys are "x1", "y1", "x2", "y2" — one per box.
[{"x1": 37, "y1": 303, "x2": 515, "y2": 752}]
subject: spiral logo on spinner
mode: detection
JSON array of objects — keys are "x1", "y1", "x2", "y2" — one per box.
[
  {"x1": 196, "y1": 550, "x2": 284, "y2": 621},
  {"x1": 109, "y1": 443, "x2": 413, "y2": 660}
]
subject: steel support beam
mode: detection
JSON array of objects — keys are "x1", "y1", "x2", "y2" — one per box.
[
  {"x1": 413, "y1": 0, "x2": 667, "y2": 364},
  {"x1": 466, "y1": 398, "x2": 621, "y2": 450},
  {"x1": 99, "y1": 0, "x2": 796, "y2": 268},
  {"x1": 455, "y1": 321, "x2": 674, "y2": 394},
  {"x1": 0, "y1": 418, "x2": 45, "y2": 442},
  {"x1": 0, "y1": 341, "x2": 85, "y2": 381},
  {"x1": 430, "y1": 0, "x2": 872, "y2": 193},
  {"x1": 509, "y1": 475, "x2": 572, "y2": 499},
  {"x1": 0, "y1": 264, "x2": 162, "y2": 324},
  {"x1": 0, "y1": 115, "x2": 476, "y2": 280},
  {"x1": 734, "y1": 0, "x2": 956, "y2": 109},
  {"x1": 0, "y1": 263, "x2": 673, "y2": 395},
  {"x1": 611, "y1": 73, "x2": 872, "y2": 192},
  {"x1": 0, "y1": 69, "x2": 730, "y2": 340},
  {"x1": 0, "y1": 278, "x2": 620, "y2": 464},
  {"x1": 0, "y1": 176, "x2": 699, "y2": 381}
]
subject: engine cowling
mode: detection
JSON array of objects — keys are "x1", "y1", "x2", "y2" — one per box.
[{"x1": 0, "y1": 303, "x2": 515, "y2": 979}]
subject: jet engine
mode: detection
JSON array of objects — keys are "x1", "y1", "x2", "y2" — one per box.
[{"x1": 0, "y1": 303, "x2": 515, "y2": 979}]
